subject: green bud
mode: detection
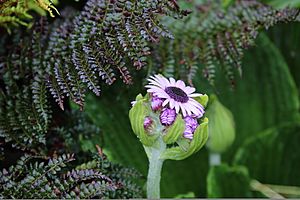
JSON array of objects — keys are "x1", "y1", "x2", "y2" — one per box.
[
  {"x1": 163, "y1": 115, "x2": 185, "y2": 144},
  {"x1": 205, "y1": 95, "x2": 235, "y2": 153},
  {"x1": 129, "y1": 95, "x2": 159, "y2": 146},
  {"x1": 160, "y1": 118, "x2": 209, "y2": 160}
]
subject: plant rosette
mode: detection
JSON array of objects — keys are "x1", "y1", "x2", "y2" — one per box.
[{"x1": 129, "y1": 74, "x2": 209, "y2": 199}]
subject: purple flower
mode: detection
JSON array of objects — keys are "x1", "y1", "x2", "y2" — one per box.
[
  {"x1": 160, "y1": 108, "x2": 176, "y2": 126},
  {"x1": 145, "y1": 74, "x2": 204, "y2": 117},
  {"x1": 144, "y1": 117, "x2": 153, "y2": 131},
  {"x1": 183, "y1": 116, "x2": 199, "y2": 140},
  {"x1": 151, "y1": 96, "x2": 163, "y2": 111}
]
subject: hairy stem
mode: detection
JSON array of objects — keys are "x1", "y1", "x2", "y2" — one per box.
[{"x1": 145, "y1": 137, "x2": 166, "y2": 199}]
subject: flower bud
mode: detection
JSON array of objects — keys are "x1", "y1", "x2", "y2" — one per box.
[
  {"x1": 184, "y1": 116, "x2": 198, "y2": 130},
  {"x1": 144, "y1": 117, "x2": 153, "y2": 132},
  {"x1": 183, "y1": 126, "x2": 194, "y2": 140},
  {"x1": 205, "y1": 95, "x2": 235, "y2": 153},
  {"x1": 151, "y1": 96, "x2": 163, "y2": 111},
  {"x1": 182, "y1": 116, "x2": 199, "y2": 140},
  {"x1": 160, "y1": 108, "x2": 176, "y2": 126}
]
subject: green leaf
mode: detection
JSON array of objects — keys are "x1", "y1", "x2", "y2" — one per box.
[
  {"x1": 267, "y1": 23, "x2": 300, "y2": 92},
  {"x1": 205, "y1": 95, "x2": 235, "y2": 153},
  {"x1": 160, "y1": 118, "x2": 209, "y2": 160},
  {"x1": 163, "y1": 115, "x2": 185, "y2": 144},
  {"x1": 207, "y1": 164, "x2": 252, "y2": 197},
  {"x1": 234, "y1": 122, "x2": 300, "y2": 186}
]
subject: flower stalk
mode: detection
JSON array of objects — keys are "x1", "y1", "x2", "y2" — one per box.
[
  {"x1": 144, "y1": 137, "x2": 166, "y2": 199},
  {"x1": 209, "y1": 151, "x2": 221, "y2": 166}
]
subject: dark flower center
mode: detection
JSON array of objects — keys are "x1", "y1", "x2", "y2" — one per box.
[{"x1": 165, "y1": 86, "x2": 189, "y2": 103}]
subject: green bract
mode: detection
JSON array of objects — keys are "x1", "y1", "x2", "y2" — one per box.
[
  {"x1": 163, "y1": 115, "x2": 185, "y2": 144},
  {"x1": 160, "y1": 118, "x2": 209, "y2": 160},
  {"x1": 194, "y1": 94, "x2": 209, "y2": 108},
  {"x1": 129, "y1": 94, "x2": 158, "y2": 146}
]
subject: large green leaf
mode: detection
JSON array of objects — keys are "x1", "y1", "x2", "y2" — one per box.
[
  {"x1": 207, "y1": 164, "x2": 252, "y2": 197},
  {"x1": 208, "y1": 33, "x2": 300, "y2": 160},
  {"x1": 234, "y1": 122, "x2": 300, "y2": 186},
  {"x1": 267, "y1": 23, "x2": 300, "y2": 93}
]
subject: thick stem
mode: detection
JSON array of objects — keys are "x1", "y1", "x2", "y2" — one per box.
[{"x1": 145, "y1": 137, "x2": 166, "y2": 199}]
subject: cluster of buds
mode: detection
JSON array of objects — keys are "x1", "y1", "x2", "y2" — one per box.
[{"x1": 129, "y1": 75, "x2": 209, "y2": 160}]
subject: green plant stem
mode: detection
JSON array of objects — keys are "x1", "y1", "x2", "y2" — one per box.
[
  {"x1": 250, "y1": 179, "x2": 284, "y2": 199},
  {"x1": 145, "y1": 137, "x2": 166, "y2": 199},
  {"x1": 266, "y1": 184, "x2": 300, "y2": 196},
  {"x1": 209, "y1": 151, "x2": 221, "y2": 166}
]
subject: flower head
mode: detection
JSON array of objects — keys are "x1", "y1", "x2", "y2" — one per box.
[
  {"x1": 146, "y1": 75, "x2": 204, "y2": 117},
  {"x1": 160, "y1": 108, "x2": 176, "y2": 126},
  {"x1": 151, "y1": 96, "x2": 163, "y2": 111}
]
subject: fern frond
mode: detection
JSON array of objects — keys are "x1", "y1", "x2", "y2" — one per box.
[
  {"x1": 0, "y1": 19, "x2": 54, "y2": 151},
  {"x1": 0, "y1": 154, "x2": 118, "y2": 199},
  {"x1": 38, "y1": 0, "x2": 188, "y2": 108},
  {"x1": 76, "y1": 152, "x2": 143, "y2": 199},
  {"x1": 0, "y1": 0, "x2": 59, "y2": 31},
  {"x1": 150, "y1": 0, "x2": 300, "y2": 85}
]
